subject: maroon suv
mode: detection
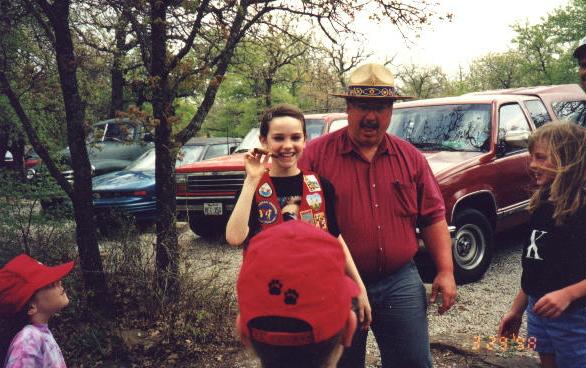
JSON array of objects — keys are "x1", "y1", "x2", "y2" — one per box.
[{"x1": 389, "y1": 84, "x2": 586, "y2": 283}]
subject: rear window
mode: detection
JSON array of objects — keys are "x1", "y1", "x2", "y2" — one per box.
[
  {"x1": 305, "y1": 119, "x2": 326, "y2": 141},
  {"x1": 552, "y1": 101, "x2": 586, "y2": 127},
  {"x1": 523, "y1": 99, "x2": 551, "y2": 128},
  {"x1": 329, "y1": 119, "x2": 348, "y2": 133}
]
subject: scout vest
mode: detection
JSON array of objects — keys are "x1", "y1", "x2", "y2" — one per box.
[{"x1": 254, "y1": 170, "x2": 329, "y2": 232}]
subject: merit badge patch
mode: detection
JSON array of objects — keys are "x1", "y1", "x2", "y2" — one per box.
[
  {"x1": 305, "y1": 193, "x2": 322, "y2": 211},
  {"x1": 258, "y1": 201, "x2": 278, "y2": 224},
  {"x1": 313, "y1": 212, "x2": 327, "y2": 230},
  {"x1": 299, "y1": 210, "x2": 314, "y2": 224},
  {"x1": 258, "y1": 182, "x2": 273, "y2": 197},
  {"x1": 304, "y1": 174, "x2": 321, "y2": 192}
]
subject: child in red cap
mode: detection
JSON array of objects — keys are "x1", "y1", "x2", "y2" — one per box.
[
  {"x1": 236, "y1": 221, "x2": 358, "y2": 368},
  {"x1": 0, "y1": 254, "x2": 74, "y2": 368}
]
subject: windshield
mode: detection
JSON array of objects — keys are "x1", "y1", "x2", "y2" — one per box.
[
  {"x1": 126, "y1": 146, "x2": 206, "y2": 171},
  {"x1": 92, "y1": 122, "x2": 136, "y2": 142},
  {"x1": 552, "y1": 100, "x2": 586, "y2": 127},
  {"x1": 234, "y1": 128, "x2": 261, "y2": 153},
  {"x1": 176, "y1": 145, "x2": 205, "y2": 167},
  {"x1": 305, "y1": 119, "x2": 326, "y2": 140},
  {"x1": 233, "y1": 119, "x2": 329, "y2": 154},
  {"x1": 126, "y1": 149, "x2": 156, "y2": 171},
  {"x1": 389, "y1": 104, "x2": 492, "y2": 152}
]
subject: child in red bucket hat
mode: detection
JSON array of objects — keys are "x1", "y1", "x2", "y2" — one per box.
[
  {"x1": 0, "y1": 254, "x2": 74, "y2": 368},
  {"x1": 236, "y1": 221, "x2": 359, "y2": 368}
]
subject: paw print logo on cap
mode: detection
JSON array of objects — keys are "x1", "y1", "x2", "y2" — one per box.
[
  {"x1": 284, "y1": 289, "x2": 299, "y2": 305},
  {"x1": 268, "y1": 279, "x2": 282, "y2": 295}
]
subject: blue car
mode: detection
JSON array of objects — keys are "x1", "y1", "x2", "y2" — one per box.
[{"x1": 92, "y1": 137, "x2": 241, "y2": 228}]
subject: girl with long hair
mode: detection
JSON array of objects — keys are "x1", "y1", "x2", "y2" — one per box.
[{"x1": 499, "y1": 122, "x2": 586, "y2": 368}]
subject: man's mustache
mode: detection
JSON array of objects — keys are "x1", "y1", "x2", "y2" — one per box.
[{"x1": 360, "y1": 120, "x2": 379, "y2": 129}]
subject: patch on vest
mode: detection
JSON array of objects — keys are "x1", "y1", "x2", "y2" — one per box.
[
  {"x1": 299, "y1": 210, "x2": 314, "y2": 224},
  {"x1": 305, "y1": 193, "x2": 323, "y2": 211},
  {"x1": 303, "y1": 174, "x2": 321, "y2": 192},
  {"x1": 258, "y1": 201, "x2": 278, "y2": 224},
  {"x1": 313, "y1": 212, "x2": 327, "y2": 230},
  {"x1": 258, "y1": 182, "x2": 273, "y2": 197}
]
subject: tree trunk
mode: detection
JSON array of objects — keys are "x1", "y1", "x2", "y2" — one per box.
[
  {"x1": 109, "y1": 59, "x2": 124, "y2": 118},
  {"x1": 8, "y1": 133, "x2": 25, "y2": 175},
  {"x1": 109, "y1": 19, "x2": 126, "y2": 118},
  {"x1": 0, "y1": 120, "x2": 10, "y2": 169},
  {"x1": 151, "y1": 0, "x2": 179, "y2": 295},
  {"x1": 264, "y1": 77, "x2": 273, "y2": 107},
  {"x1": 48, "y1": 0, "x2": 110, "y2": 311}
]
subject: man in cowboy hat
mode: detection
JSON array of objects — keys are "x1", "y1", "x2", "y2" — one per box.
[
  {"x1": 573, "y1": 36, "x2": 586, "y2": 89},
  {"x1": 299, "y1": 63, "x2": 456, "y2": 368}
]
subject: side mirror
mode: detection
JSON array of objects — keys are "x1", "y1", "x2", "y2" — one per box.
[
  {"x1": 229, "y1": 146, "x2": 237, "y2": 154},
  {"x1": 504, "y1": 130, "x2": 530, "y2": 149},
  {"x1": 143, "y1": 133, "x2": 154, "y2": 142}
]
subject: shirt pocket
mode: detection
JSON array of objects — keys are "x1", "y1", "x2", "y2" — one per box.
[{"x1": 391, "y1": 181, "x2": 418, "y2": 218}]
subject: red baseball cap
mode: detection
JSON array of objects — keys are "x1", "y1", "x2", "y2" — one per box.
[
  {"x1": 237, "y1": 221, "x2": 359, "y2": 346},
  {"x1": 0, "y1": 254, "x2": 74, "y2": 316}
]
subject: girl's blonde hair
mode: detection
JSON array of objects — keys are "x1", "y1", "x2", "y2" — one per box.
[{"x1": 527, "y1": 122, "x2": 586, "y2": 225}]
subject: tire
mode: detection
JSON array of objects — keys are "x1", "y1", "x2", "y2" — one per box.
[
  {"x1": 188, "y1": 215, "x2": 225, "y2": 239},
  {"x1": 453, "y1": 209, "x2": 493, "y2": 284}
]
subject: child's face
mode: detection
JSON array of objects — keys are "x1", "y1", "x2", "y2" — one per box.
[
  {"x1": 260, "y1": 116, "x2": 305, "y2": 174},
  {"x1": 529, "y1": 141, "x2": 556, "y2": 186},
  {"x1": 30, "y1": 280, "x2": 69, "y2": 317}
]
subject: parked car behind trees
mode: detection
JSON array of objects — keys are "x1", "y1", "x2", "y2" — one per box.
[
  {"x1": 93, "y1": 137, "x2": 241, "y2": 232},
  {"x1": 389, "y1": 84, "x2": 586, "y2": 283}
]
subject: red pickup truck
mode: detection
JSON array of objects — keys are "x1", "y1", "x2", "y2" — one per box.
[
  {"x1": 390, "y1": 84, "x2": 586, "y2": 282},
  {"x1": 175, "y1": 112, "x2": 348, "y2": 238}
]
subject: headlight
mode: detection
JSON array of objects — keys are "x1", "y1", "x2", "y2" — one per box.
[
  {"x1": 175, "y1": 174, "x2": 187, "y2": 184},
  {"x1": 175, "y1": 174, "x2": 187, "y2": 193},
  {"x1": 26, "y1": 168, "x2": 36, "y2": 180}
]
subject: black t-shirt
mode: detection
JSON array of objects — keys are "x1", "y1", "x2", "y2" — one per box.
[
  {"x1": 521, "y1": 198, "x2": 586, "y2": 309},
  {"x1": 243, "y1": 172, "x2": 340, "y2": 239}
]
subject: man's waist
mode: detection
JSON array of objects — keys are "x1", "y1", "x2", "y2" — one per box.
[{"x1": 362, "y1": 260, "x2": 417, "y2": 286}]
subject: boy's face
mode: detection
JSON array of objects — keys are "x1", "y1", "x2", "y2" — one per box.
[{"x1": 30, "y1": 280, "x2": 69, "y2": 316}]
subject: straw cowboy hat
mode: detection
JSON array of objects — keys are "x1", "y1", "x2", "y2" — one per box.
[{"x1": 332, "y1": 63, "x2": 413, "y2": 100}]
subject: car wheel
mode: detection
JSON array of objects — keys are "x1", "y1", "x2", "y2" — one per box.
[
  {"x1": 453, "y1": 209, "x2": 493, "y2": 284},
  {"x1": 188, "y1": 215, "x2": 224, "y2": 239}
]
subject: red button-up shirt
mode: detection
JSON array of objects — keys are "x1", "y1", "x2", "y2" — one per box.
[{"x1": 298, "y1": 127, "x2": 445, "y2": 282}]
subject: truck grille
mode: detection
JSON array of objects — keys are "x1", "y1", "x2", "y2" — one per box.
[{"x1": 186, "y1": 171, "x2": 245, "y2": 193}]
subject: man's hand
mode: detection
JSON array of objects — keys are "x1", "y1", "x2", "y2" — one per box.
[
  {"x1": 429, "y1": 271, "x2": 456, "y2": 314},
  {"x1": 420, "y1": 220, "x2": 457, "y2": 314}
]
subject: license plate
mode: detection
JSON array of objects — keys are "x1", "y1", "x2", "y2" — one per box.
[{"x1": 203, "y1": 203, "x2": 223, "y2": 216}]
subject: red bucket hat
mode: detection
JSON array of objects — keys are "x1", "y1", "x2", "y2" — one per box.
[
  {"x1": 237, "y1": 221, "x2": 359, "y2": 346},
  {"x1": 0, "y1": 254, "x2": 74, "y2": 316}
]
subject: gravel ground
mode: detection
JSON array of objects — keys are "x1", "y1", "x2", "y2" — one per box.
[{"x1": 179, "y1": 224, "x2": 536, "y2": 367}]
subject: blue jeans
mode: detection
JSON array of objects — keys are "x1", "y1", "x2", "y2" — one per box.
[
  {"x1": 527, "y1": 296, "x2": 586, "y2": 368},
  {"x1": 338, "y1": 261, "x2": 433, "y2": 368}
]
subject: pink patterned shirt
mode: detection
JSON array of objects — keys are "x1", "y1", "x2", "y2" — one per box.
[{"x1": 4, "y1": 324, "x2": 66, "y2": 368}]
